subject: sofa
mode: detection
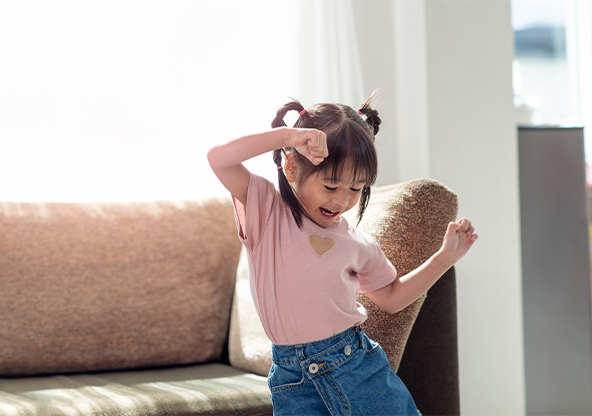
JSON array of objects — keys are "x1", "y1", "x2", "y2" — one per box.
[{"x1": 0, "y1": 178, "x2": 460, "y2": 416}]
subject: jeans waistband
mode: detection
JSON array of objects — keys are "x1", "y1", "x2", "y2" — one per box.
[{"x1": 271, "y1": 326, "x2": 364, "y2": 365}]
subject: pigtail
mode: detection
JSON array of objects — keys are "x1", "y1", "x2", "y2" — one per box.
[
  {"x1": 358, "y1": 94, "x2": 381, "y2": 136},
  {"x1": 271, "y1": 99, "x2": 307, "y2": 128},
  {"x1": 271, "y1": 100, "x2": 309, "y2": 229},
  {"x1": 355, "y1": 91, "x2": 381, "y2": 226},
  {"x1": 356, "y1": 186, "x2": 371, "y2": 226}
]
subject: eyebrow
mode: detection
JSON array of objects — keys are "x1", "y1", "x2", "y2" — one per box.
[{"x1": 322, "y1": 176, "x2": 367, "y2": 185}]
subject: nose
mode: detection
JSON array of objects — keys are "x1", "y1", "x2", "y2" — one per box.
[{"x1": 331, "y1": 189, "x2": 349, "y2": 206}]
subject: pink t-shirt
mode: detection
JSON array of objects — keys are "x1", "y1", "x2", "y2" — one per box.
[{"x1": 233, "y1": 173, "x2": 397, "y2": 345}]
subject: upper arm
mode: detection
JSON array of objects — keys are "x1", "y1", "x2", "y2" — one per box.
[{"x1": 207, "y1": 145, "x2": 250, "y2": 206}]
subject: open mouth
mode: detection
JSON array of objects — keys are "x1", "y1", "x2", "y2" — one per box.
[{"x1": 319, "y1": 207, "x2": 339, "y2": 218}]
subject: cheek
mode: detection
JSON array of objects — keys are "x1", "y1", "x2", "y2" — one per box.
[{"x1": 348, "y1": 195, "x2": 362, "y2": 210}]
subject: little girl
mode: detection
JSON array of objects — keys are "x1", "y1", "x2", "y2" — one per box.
[{"x1": 208, "y1": 97, "x2": 477, "y2": 416}]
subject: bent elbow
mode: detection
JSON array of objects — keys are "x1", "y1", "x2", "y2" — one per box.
[
  {"x1": 207, "y1": 146, "x2": 224, "y2": 172},
  {"x1": 206, "y1": 146, "x2": 218, "y2": 168}
]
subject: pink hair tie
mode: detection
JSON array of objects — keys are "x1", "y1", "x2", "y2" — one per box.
[
  {"x1": 298, "y1": 109, "x2": 306, "y2": 115},
  {"x1": 277, "y1": 166, "x2": 283, "y2": 171},
  {"x1": 357, "y1": 110, "x2": 363, "y2": 116}
]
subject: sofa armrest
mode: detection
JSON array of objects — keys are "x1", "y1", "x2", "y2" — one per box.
[
  {"x1": 355, "y1": 178, "x2": 459, "y2": 415},
  {"x1": 397, "y1": 266, "x2": 459, "y2": 416}
]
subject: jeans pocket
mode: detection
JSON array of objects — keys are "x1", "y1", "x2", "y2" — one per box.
[
  {"x1": 268, "y1": 363, "x2": 307, "y2": 393},
  {"x1": 362, "y1": 335, "x2": 382, "y2": 355}
]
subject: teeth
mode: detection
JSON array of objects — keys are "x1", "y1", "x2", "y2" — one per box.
[{"x1": 321, "y1": 208, "x2": 336, "y2": 216}]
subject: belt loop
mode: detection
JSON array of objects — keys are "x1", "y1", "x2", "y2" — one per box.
[{"x1": 297, "y1": 345, "x2": 305, "y2": 361}]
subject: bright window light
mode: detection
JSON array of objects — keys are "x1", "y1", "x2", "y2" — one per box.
[{"x1": 0, "y1": 1, "x2": 298, "y2": 202}]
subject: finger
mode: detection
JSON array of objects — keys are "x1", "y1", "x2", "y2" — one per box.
[
  {"x1": 311, "y1": 156, "x2": 324, "y2": 165},
  {"x1": 308, "y1": 146, "x2": 326, "y2": 163},
  {"x1": 318, "y1": 131, "x2": 328, "y2": 157},
  {"x1": 308, "y1": 132, "x2": 325, "y2": 153},
  {"x1": 446, "y1": 221, "x2": 460, "y2": 236},
  {"x1": 306, "y1": 133, "x2": 319, "y2": 150},
  {"x1": 310, "y1": 142, "x2": 326, "y2": 158},
  {"x1": 308, "y1": 132, "x2": 327, "y2": 157},
  {"x1": 458, "y1": 218, "x2": 471, "y2": 232}
]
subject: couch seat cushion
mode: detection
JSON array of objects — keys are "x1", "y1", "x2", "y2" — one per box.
[{"x1": 0, "y1": 363, "x2": 272, "y2": 416}]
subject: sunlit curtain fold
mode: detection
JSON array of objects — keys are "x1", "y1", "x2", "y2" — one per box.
[{"x1": 297, "y1": 0, "x2": 366, "y2": 107}]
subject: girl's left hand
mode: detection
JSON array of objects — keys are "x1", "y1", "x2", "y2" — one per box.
[{"x1": 439, "y1": 218, "x2": 478, "y2": 264}]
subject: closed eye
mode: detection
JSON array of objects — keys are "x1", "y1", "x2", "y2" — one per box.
[
  {"x1": 325, "y1": 186, "x2": 337, "y2": 191},
  {"x1": 351, "y1": 187, "x2": 362, "y2": 193}
]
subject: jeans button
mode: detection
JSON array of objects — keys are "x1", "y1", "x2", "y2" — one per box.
[
  {"x1": 309, "y1": 363, "x2": 319, "y2": 374},
  {"x1": 344, "y1": 344, "x2": 352, "y2": 356}
]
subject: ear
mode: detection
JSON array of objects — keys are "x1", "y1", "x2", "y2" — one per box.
[{"x1": 284, "y1": 153, "x2": 297, "y2": 183}]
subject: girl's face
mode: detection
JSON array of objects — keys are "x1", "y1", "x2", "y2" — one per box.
[{"x1": 290, "y1": 158, "x2": 366, "y2": 228}]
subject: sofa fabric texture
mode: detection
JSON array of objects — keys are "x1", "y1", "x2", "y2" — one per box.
[
  {"x1": 0, "y1": 199, "x2": 242, "y2": 376},
  {"x1": 228, "y1": 179, "x2": 458, "y2": 377}
]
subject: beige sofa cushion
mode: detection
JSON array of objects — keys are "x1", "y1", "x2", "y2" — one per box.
[
  {"x1": 0, "y1": 363, "x2": 271, "y2": 416},
  {"x1": 228, "y1": 179, "x2": 457, "y2": 376},
  {"x1": 0, "y1": 198, "x2": 242, "y2": 376}
]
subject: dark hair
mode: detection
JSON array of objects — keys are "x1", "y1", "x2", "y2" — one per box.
[{"x1": 271, "y1": 94, "x2": 381, "y2": 228}]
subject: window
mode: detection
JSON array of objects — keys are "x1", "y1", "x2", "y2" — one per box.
[
  {"x1": 512, "y1": 0, "x2": 580, "y2": 125},
  {"x1": 0, "y1": 2, "x2": 299, "y2": 202}
]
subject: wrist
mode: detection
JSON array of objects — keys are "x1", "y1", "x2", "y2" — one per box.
[
  {"x1": 431, "y1": 250, "x2": 456, "y2": 273},
  {"x1": 272, "y1": 126, "x2": 295, "y2": 149}
]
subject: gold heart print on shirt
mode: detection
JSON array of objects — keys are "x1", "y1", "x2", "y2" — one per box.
[{"x1": 308, "y1": 233, "x2": 335, "y2": 257}]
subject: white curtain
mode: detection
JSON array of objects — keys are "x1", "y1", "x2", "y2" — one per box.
[
  {"x1": 297, "y1": 0, "x2": 366, "y2": 106},
  {"x1": 0, "y1": 0, "x2": 366, "y2": 202}
]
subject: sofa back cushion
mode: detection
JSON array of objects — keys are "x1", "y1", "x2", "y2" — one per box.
[
  {"x1": 228, "y1": 179, "x2": 458, "y2": 376},
  {"x1": 0, "y1": 198, "x2": 241, "y2": 376}
]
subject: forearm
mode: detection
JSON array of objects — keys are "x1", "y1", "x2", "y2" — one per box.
[
  {"x1": 369, "y1": 251, "x2": 455, "y2": 314},
  {"x1": 208, "y1": 127, "x2": 292, "y2": 171},
  {"x1": 367, "y1": 218, "x2": 477, "y2": 314},
  {"x1": 207, "y1": 127, "x2": 292, "y2": 205}
]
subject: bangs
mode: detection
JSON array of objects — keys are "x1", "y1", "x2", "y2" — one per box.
[{"x1": 312, "y1": 119, "x2": 378, "y2": 187}]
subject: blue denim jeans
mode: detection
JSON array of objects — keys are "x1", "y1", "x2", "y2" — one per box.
[{"x1": 269, "y1": 326, "x2": 419, "y2": 416}]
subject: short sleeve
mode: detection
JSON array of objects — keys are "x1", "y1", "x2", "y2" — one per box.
[
  {"x1": 232, "y1": 172, "x2": 278, "y2": 251},
  {"x1": 357, "y1": 238, "x2": 398, "y2": 293}
]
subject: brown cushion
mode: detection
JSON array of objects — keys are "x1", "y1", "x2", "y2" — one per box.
[
  {"x1": 356, "y1": 179, "x2": 458, "y2": 372},
  {"x1": 0, "y1": 198, "x2": 242, "y2": 376},
  {"x1": 228, "y1": 179, "x2": 458, "y2": 375}
]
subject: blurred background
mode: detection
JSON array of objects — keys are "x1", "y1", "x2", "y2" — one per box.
[
  {"x1": 2, "y1": 1, "x2": 592, "y2": 414},
  {"x1": 512, "y1": 0, "x2": 590, "y2": 128}
]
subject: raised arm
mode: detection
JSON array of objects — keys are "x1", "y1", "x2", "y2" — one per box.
[
  {"x1": 207, "y1": 127, "x2": 327, "y2": 206},
  {"x1": 366, "y1": 217, "x2": 478, "y2": 314}
]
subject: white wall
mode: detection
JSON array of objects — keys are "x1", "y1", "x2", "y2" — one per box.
[
  {"x1": 424, "y1": 2, "x2": 525, "y2": 414},
  {"x1": 356, "y1": 0, "x2": 525, "y2": 414},
  {"x1": 397, "y1": 1, "x2": 525, "y2": 414}
]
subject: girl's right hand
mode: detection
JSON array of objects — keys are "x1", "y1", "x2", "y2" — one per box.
[{"x1": 289, "y1": 128, "x2": 328, "y2": 165}]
